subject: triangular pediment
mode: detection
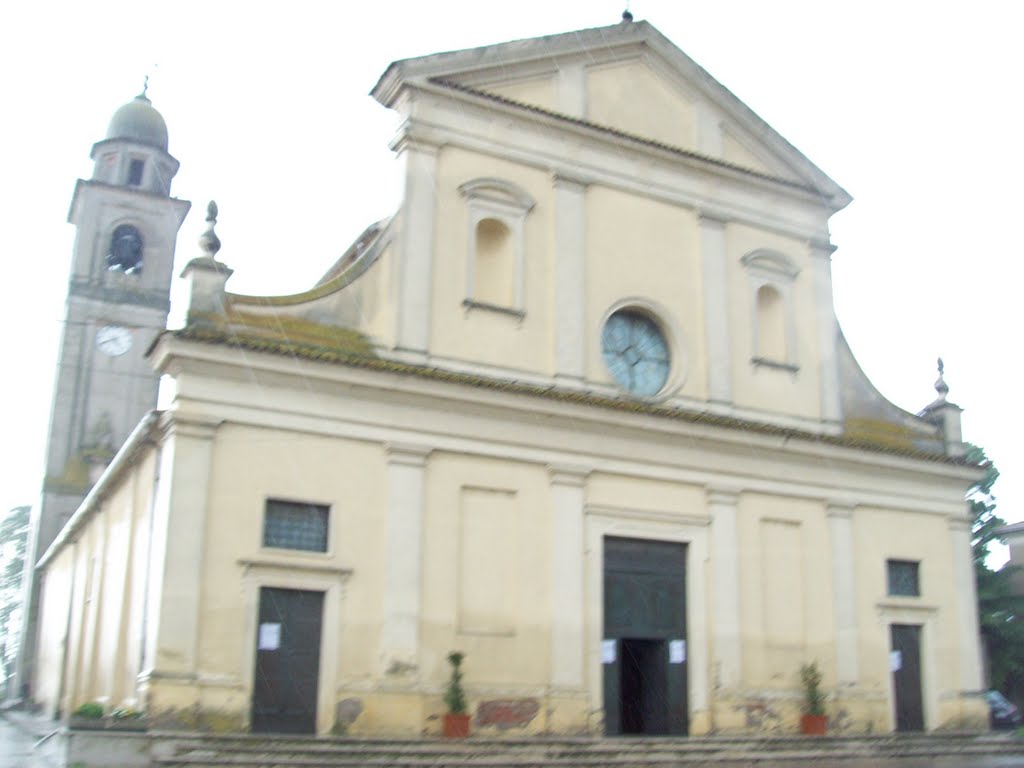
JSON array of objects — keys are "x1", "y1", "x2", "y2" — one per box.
[{"x1": 372, "y1": 20, "x2": 850, "y2": 208}]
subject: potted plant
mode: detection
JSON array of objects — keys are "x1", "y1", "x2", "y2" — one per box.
[
  {"x1": 442, "y1": 651, "x2": 470, "y2": 738},
  {"x1": 799, "y1": 662, "x2": 827, "y2": 735}
]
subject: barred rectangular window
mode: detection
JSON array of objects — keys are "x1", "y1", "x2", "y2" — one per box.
[
  {"x1": 887, "y1": 559, "x2": 920, "y2": 597},
  {"x1": 263, "y1": 499, "x2": 329, "y2": 552}
]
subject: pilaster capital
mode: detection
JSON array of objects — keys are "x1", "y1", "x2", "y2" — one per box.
[
  {"x1": 551, "y1": 170, "x2": 590, "y2": 193},
  {"x1": 385, "y1": 442, "x2": 433, "y2": 468},
  {"x1": 388, "y1": 125, "x2": 441, "y2": 158},
  {"x1": 548, "y1": 463, "x2": 591, "y2": 487},
  {"x1": 697, "y1": 209, "x2": 729, "y2": 228},
  {"x1": 158, "y1": 412, "x2": 222, "y2": 442},
  {"x1": 809, "y1": 238, "x2": 838, "y2": 259},
  {"x1": 947, "y1": 511, "x2": 973, "y2": 533},
  {"x1": 826, "y1": 502, "x2": 856, "y2": 520},
  {"x1": 706, "y1": 487, "x2": 740, "y2": 507}
]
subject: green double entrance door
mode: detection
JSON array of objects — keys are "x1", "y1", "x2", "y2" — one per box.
[
  {"x1": 251, "y1": 587, "x2": 324, "y2": 734},
  {"x1": 603, "y1": 537, "x2": 689, "y2": 736}
]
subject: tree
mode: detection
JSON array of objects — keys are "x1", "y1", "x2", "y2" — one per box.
[
  {"x1": 0, "y1": 505, "x2": 30, "y2": 699},
  {"x1": 965, "y1": 445, "x2": 1024, "y2": 699}
]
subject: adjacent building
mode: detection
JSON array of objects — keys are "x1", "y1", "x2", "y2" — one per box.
[{"x1": 31, "y1": 18, "x2": 986, "y2": 736}]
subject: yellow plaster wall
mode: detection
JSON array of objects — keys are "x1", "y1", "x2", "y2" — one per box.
[
  {"x1": 586, "y1": 472, "x2": 706, "y2": 515},
  {"x1": 585, "y1": 186, "x2": 707, "y2": 400},
  {"x1": 356, "y1": 243, "x2": 396, "y2": 348},
  {"x1": 853, "y1": 506, "x2": 965, "y2": 729},
  {"x1": 199, "y1": 425, "x2": 389, "y2": 694},
  {"x1": 726, "y1": 223, "x2": 821, "y2": 420},
  {"x1": 736, "y1": 493, "x2": 833, "y2": 690},
  {"x1": 420, "y1": 453, "x2": 551, "y2": 692},
  {"x1": 430, "y1": 147, "x2": 554, "y2": 373},
  {"x1": 34, "y1": 449, "x2": 158, "y2": 716},
  {"x1": 586, "y1": 60, "x2": 695, "y2": 150},
  {"x1": 483, "y1": 75, "x2": 556, "y2": 111},
  {"x1": 35, "y1": 547, "x2": 74, "y2": 716}
]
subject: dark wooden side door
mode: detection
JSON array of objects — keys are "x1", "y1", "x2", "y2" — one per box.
[
  {"x1": 890, "y1": 623, "x2": 924, "y2": 732},
  {"x1": 252, "y1": 587, "x2": 324, "y2": 734},
  {"x1": 603, "y1": 537, "x2": 688, "y2": 736}
]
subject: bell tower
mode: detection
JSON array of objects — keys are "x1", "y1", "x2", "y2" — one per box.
[{"x1": 17, "y1": 87, "x2": 190, "y2": 698}]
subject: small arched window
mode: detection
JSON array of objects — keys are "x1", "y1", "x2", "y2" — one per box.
[
  {"x1": 474, "y1": 218, "x2": 514, "y2": 307},
  {"x1": 741, "y1": 249, "x2": 799, "y2": 370},
  {"x1": 107, "y1": 225, "x2": 144, "y2": 274},
  {"x1": 756, "y1": 284, "x2": 786, "y2": 361},
  {"x1": 459, "y1": 178, "x2": 535, "y2": 315}
]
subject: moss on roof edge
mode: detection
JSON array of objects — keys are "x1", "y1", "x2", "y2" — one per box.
[{"x1": 170, "y1": 324, "x2": 974, "y2": 468}]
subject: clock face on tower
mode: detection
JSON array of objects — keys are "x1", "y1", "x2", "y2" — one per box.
[
  {"x1": 601, "y1": 309, "x2": 670, "y2": 397},
  {"x1": 95, "y1": 325, "x2": 133, "y2": 357}
]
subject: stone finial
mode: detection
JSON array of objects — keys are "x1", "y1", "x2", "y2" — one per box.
[
  {"x1": 919, "y1": 356, "x2": 964, "y2": 458},
  {"x1": 934, "y1": 357, "x2": 949, "y2": 400},
  {"x1": 198, "y1": 200, "x2": 222, "y2": 258}
]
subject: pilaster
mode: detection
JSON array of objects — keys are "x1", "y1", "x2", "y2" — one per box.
[
  {"x1": 393, "y1": 137, "x2": 439, "y2": 360},
  {"x1": 553, "y1": 173, "x2": 588, "y2": 383},
  {"x1": 548, "y1": 465, "x2": 589, "y2": 689},
  {"x1": 555, "y1": 63, "x2": 586, "y2": 118},
  {"x1": 143, "y1": 414, "x2": 220, "y2": 681},
  {"x1": 810, "y1": 241, "x2": 841, "y2": 426},
  {"x1": 708, "y1": 488, "x2": 741, "y2": 688},
  {"x1": 380, "y1": 443, "x2": 431, "y2": 677},
  {"x1": 948, "y1": 510, "x2": 984, "y2": 691},
  {"x1": 699, "y1": 214, "x2": 732, "y2": 404},
  {"x1": 827, "y1": 503, "x2": 859, "y2": 684},
  {"x1": 696, "y1": 103, "x2": 723, "y2": 158}
]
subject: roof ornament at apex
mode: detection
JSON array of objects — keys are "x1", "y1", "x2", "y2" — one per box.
[
  {"x1": 198, "y1": 201, "x2": 222, "y2": 259},
  {"x1": 105, "y1": 79, "x2": 170, "y2": 152},
  {"x1": 934, "y1": 357, "x2": 950, "y2": 400}
]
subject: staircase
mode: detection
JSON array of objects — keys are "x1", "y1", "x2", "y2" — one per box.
[{"x1": 151, "y1": 732, "x2": 1023, "y2": 767}]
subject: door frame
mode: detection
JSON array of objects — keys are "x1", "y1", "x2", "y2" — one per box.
[
  {"x1": 240, "y1": 560, "x2": 350, "y2": 734},
  {"x1": 878, "y1": 605, "x2": 937, "y2": 732},
  {"x1": 585, "y1": 505, "x2": 709, "y2": 734}
]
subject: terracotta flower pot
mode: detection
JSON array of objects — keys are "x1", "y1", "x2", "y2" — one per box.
[
  {"x1": 800, "y1": 713, "x2": 827, "y2": 735},
  {"x1": 442, "y1": 712, "x2": 470, "y2": 738}
]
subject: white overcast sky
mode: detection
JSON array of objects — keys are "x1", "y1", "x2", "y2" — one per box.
[{"x1": 1, "y1": 1, "x2": 1020, "y2": 546}]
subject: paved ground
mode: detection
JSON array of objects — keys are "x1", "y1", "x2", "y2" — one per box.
[{"x1": 0, "y1": 718, "x2": 51, "y2": 768}]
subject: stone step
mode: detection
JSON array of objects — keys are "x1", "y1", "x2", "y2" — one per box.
[{"x1": 149, "y1": 733, "x2": 1024, "y2": 768}]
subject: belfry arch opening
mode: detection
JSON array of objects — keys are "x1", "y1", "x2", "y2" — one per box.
[{"x1": 106, "y1": 224, "x2": 144, "y2": 275}]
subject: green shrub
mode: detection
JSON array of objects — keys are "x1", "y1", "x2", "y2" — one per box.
[
  {"x1": 72, "y1": 702, "x2": 104, "y2": 719},
  {"x1": 444, "y1": 651, "x2": 467, "y2": 715},
  {"x1": 800, "y1": 662, "x2": 826, "y2": 716}
]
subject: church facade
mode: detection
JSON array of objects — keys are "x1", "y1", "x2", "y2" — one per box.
[{"x1": 32, "y1": 19, "x2": 986, "y2": 736}]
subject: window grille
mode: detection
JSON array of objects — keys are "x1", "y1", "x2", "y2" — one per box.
[
  {"x1": 887, "y1": 559, "x2": 920, "y2": 597},
  {"x1": 263, "y1": 500, "x2": 329, "y2": 552}
]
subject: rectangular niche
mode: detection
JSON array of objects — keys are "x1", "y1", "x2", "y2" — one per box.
[{"x1": 457, "y1": 486, "x2": 518, "y2": 636}]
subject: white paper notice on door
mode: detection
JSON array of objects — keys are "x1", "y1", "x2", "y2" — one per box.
[
  {"x1": 669, "y1": 639, "x2": 686, "y2": 664},
  {"x1": 601, "y1": 639, "x2": 616, "y2": 664},
  {"x1": 259, "y1": 622, "x2": 282, "y2": 650},
  {"x1": 889, "y1": 650, "x2": 902, "y2": 671}
]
